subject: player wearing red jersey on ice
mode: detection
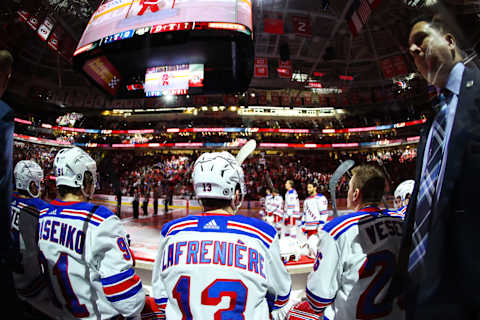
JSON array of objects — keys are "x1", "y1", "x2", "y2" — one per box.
[
  {"x1": 306, "y1": 164, "x2": 404, "y2": 320},
  {"x1": 38, "y1": 147, "x2": 145, "y2": 319},
  {"x1": 152, "y1": 151, "x2": 292, "y2": 320}
]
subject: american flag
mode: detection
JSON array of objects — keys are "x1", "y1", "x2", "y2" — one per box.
[
  {"x1": 357, "y1": 0, "x2": 371, "y2": 25},
  {"x1": 346, "y1": 0, "x2": 381, "y2": 36}
]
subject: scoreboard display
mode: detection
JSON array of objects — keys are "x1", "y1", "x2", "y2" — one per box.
[
  {"x1": 144, "y1": 64, "x2": 204, "y2": 96},
  {"x1": 73, "y1": 0, "x2": 254, "y2": 99}
]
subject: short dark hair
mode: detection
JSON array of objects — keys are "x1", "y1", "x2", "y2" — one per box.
[
  {"x1": 0, "y1": 50, "x2": 13, "y2": 74},
  {"x1": 307, "y1": 181, "x2": 318, "y2": 189},
  {"x1": 200, "y1": 198, "x2": 231, "y2": 211},
  {"x1": 410, "y1": 13, "x2": 464, "y2": 48},
  {"x1": 57, "y1": 171, "x2": 94, "y2": 198},
  {"x1": 57, "y1": 185, "x2": 83, "y2": 198},
  {"x1": 351, "y1": 164, "x2": 386, "y2": 204}
]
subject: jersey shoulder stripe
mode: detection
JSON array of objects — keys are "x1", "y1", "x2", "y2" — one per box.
[
  {"x1": 42, "y1": 201, "x2": 114, "y2": 227},
  {"x1": 12, "y1": 195, "x2": 48, "y2": 209},
  {"x1": 101, "y1": 268, "x2": 143, "y2": 303},
  {"x1": 357, "y1": 213, "x2": 403, "y2": 226},
  {"x1": 12, "y1": 196, "x2": 48, "y2": 216},
  {"x1": 161, "y1": 216, "x2": 199, "y2": 237},
  {"x1": 389, "y1": 206, "x2": 407, "y2": 218},
  {"x1": 162, "y1": 215, "x2": 277, "y2": 248},
  {"x1": 322, "y1": 211, "x2": 372, "y2": 240}
]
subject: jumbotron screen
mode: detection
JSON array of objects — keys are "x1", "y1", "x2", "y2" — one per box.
[
  {"x1": 76, "y1": 0, "x2": 253, "y2": 49},
  {"x1": 73, "y1": 0, "x2": 254, "y2": 98},
  {"x1": 144, "y1": 64, "x2": 204, "y2": 96}
]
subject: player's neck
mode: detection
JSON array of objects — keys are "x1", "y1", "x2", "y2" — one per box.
[
  {"x1": 355, "y1": 202, "x2": 379, "y2": 211},
  {"x1": 15, "y1": 192, "x2": 31, "y2": 199},
  {"x1": 61, "y1": 193, "x2": 87, "y2": 203},
  {"x1": 203, "y1": 207, "x2": 235, "y2": 215}
]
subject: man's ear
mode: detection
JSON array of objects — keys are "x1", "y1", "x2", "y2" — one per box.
[
  {"x1": 444, "y1": 33, "x2": 456, "y2": 51},
  {"x1": 353, "y1": 188, "x2": 361, "y2": 203}
]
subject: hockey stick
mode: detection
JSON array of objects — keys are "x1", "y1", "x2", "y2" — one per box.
[
  {"x1": 329, "y1": 160, "x2": 355, "y2": 217},
  {"x1": 376, "y1": 158, "x2": 391, "y2": 209},
  {"x1": 260, "y1": 152, "x2": 275, "y2": 190},
  {"x1": 236, "y1": 139, "x2": 257, "y2": 165}
]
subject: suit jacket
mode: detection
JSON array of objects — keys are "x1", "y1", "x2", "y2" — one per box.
[
  {"x1": 404, "y1": 66, "x2": 480, "y2": 318},
  {"x1": 0, "y1": 99, "x2": 15, "y2": 307},
  {"x1": 0, "y1": 100, "x2": 13, "y2": 253}
]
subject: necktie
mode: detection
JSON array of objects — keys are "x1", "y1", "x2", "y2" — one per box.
[{"x1": 408, "y1": 89, "x2": 452, "y2": 276}]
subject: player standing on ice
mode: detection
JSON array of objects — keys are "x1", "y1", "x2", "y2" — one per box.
[
  {"x1": 271, "y1": 188, "x2": 284, "y2": 231},
  {"x1": 260, "y1": 187, "x2": 274, "y2": 222},
  {"x1": 301, "y1": 182, "x2": 329, "y2": 238},
  {"x1": 284, "y1": 180, "x2": 300, "y2": 236},
  {"x1": 38, "y1": 147, "x2": 145, "y2": 319},
  {"x1": 151, "y1": 147, "x2": 292, "y2": 320},
  {"x1": 306, "y1": 164, "x2": 404, "y2": 320}
]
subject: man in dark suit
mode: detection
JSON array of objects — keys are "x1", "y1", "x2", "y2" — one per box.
[
  {"x1": 0, "y1": 50, "x2": 19, "y2": 311},
  {"x1": 399, "y1": 16, "x2": 480, "y2": 319}
]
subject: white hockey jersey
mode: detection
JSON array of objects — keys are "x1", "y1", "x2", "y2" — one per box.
[
  {"x1": 285, "y1": 189, "x2": 300, "y2": 219},
  {"x1": 271, "y1": 195, "x2": 284, "y2": 218},
  {"x1": 306, "y1": 206, "x2": 404, "y2": 320},
  {"x1": 302, "y1": 193, "x2": 329, "y2": 231},
  {"x1": 38, "y1": 199, "x2": 145, "y2": 320},
  {"x1": 152, "y1": 213, "x2": 292, "y2": 320},
  {"x1": 389, "y1": 206, "x2": 407, "y2": 219},
  {"x1": 264, "y1": 194, "x2": 274, "y2": 215},
  {"x1": 10, "y1": 193, "x2": 59, "y2": 317}
]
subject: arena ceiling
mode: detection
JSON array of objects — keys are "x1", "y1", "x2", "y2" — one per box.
[{"x1": 1, "y1": 0, "x2": 479, "y2": 98}]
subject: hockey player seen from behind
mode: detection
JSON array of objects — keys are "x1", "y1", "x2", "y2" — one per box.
[
  {"x1": 10, "y1": 160, "x2": 59, "y2": 318},
  {"x1": 301, "y1": 182, "x2": 329, "y2": 237},
  {"x1": 152, "y1": 151, "x2": 292, "y2": 320},
  {"x1": 38, "y1": 147, "x2": 146, "y2": 319},
  {"x1": 306, "y1": 164, "x2": 404, "y2": 320}
]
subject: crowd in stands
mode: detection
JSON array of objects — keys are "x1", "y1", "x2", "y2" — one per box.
[{"x1": 13, "y1": 141, "x2": 417, "y2": 202}]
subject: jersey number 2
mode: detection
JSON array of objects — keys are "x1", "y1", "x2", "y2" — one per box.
[
  {"x1": 356, "y1": 250, "x2": 396, "y2": 319},
  {"x1": 173, "y1": 276, "x2": 247, "y2": 320}
]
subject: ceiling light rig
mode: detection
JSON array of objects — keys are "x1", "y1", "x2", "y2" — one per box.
[
  {"x1": 402, "y1": 0, "x2": 438, "y2": 8},
  {"x1": 46, "y1": 0, "x2": 94, "y2": 20}
]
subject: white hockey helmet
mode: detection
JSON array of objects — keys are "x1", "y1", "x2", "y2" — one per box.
[
  {"x1": 14, "y1": 160, "x2": 44, "y2": 198},
  {"x1": 53, "y1": 147, "x2": 97, "y2": 198},
  {"x1": 394, "y1": 179, "x2": 415, "y2": 208},
  {"x1": 192, "y1": 151, "x2": 246, "y2": 212}
]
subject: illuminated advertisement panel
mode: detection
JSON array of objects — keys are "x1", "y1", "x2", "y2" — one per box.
[
  {"x1": 77, "y1": 0, "x2": 253, "y2": 49},
  {"x1": 82, "y1": 56, "x2": 123, "y2": 95},
  {"x1": 144, "y1": 64, "x2": 204, "y2": 96}
]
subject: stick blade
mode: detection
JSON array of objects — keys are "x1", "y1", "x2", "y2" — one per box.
[{"x1": 236, "y1": 140, "x2": 256, "y2": 165}]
